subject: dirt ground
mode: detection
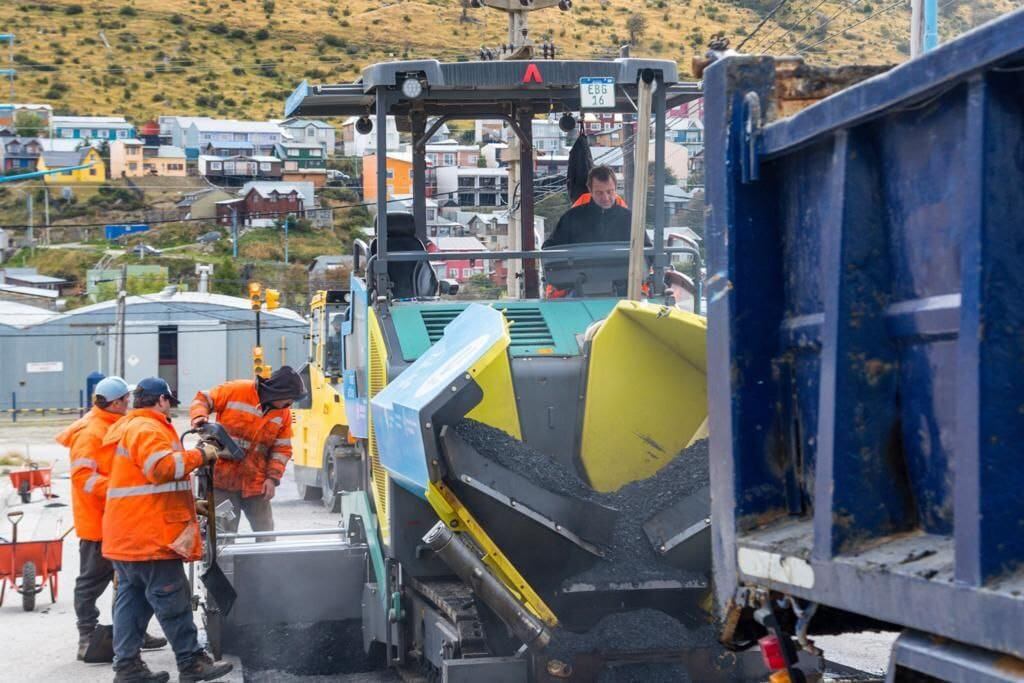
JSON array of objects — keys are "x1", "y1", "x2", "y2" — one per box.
[{"x1": 0, "y1": 416, "x2": 897, "y2": 682}]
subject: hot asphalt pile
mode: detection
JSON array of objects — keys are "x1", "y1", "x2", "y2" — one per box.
[
  {"x1": 454, "y1": 419, "x2": 710, "y2": 584},
  {"x1": 453, "y1": 420, "x2": 715, "y2": 667}
]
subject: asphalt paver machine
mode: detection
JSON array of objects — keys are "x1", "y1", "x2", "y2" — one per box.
[{"x1": 212, "y1": 3, "x2": 822, "y2": 681}]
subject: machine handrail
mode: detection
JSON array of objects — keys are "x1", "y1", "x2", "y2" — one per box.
[{"x1": 380, "y1": 245, "x2": 701, "y2": 262}]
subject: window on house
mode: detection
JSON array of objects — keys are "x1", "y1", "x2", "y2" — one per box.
[
  {"x1": 89, "y1": 168, "x2": 97, "y2": 176},
  {"x1": 386, "y1": 169, "x2": 394, "y2": 179},
  {"x1": 479, "y1": 177, "x2": 496, "y2": 188},
  {"x1": 260, "y1": 162, "x2": 272, "y2": 171},
  {"x1": 462, "y1": 268, "x2": 473, "y2": 278},
  {"x1": 128, "y1": 162, "x2": 137, "y2": 170},
  {"x1": 59, "y1": 129, "x2": 71, "y2": 138},
  {"x1": 479, "y1": 194, "x2": 496, "y2": 206},
  {"x1": 285, "y1": 161, "x2": 297, "y2": 171},
  {"x1": 309, "y1": 149, "x2": 321, "y2": 157},
  {"x1": 288, "y1": 149, "x2": 299, "y2": 157},
  {"x1": 458, "y1": 193, "x2": 474, "y2": 206},
  {"x1": 443, "y1": 153, "x2": 455, "y2": 166},
  {"x1": 210, "y1": 161, "x2": 222, "y2": 170},
  {"x1": 458, "y1": 176, "x2": 475, "y2": 188},
  {"x1": 306, "y1": 127, "x2": 315, "y2": 138}
]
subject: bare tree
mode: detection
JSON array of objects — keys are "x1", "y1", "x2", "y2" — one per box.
[{"x1": 626, "y1": 12, "x2": 648, "y2": 45}]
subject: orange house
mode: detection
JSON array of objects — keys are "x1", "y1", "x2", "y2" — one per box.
[{"x1": 362, "y1": 153, "x2": 414, "y2": 202}]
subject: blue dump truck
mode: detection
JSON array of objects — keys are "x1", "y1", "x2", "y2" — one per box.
[{"x1": 705, "y1": 8, "x2": 1024, "y2": 681}]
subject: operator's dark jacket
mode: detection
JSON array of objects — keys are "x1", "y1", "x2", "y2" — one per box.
[{"x1": 544, "y1": 199, "x2": 633, "y2": 247}]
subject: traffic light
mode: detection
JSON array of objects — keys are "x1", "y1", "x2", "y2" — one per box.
[
  {"x1": 252, "y1": 346, "x2": 270, "y2": 378},
  {"x1": 248, "y1": 282, "x2": 262, "y2": 311},
  {"x1": 265, "y1": 288, "x2": 280, "y2": 310}
]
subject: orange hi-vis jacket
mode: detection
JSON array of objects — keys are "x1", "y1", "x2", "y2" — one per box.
[
  {"x1": 101, "y1": 408, "x2": 205, "y2": 563},
  {"x1": 55, "y1": 407, "x2": 120, "y2": 541},
  {"x1": 189, "y1": 380, "x2": 293, "y2": 498}
]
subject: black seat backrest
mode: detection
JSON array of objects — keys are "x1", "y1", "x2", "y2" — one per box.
[{"x1": 369, "y1": 213, "x2": 437, "y2": 299}]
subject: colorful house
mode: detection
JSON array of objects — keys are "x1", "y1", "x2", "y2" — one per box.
[
  {"x1": 274, "y1": 141, "x2": 326, "y2": 170},
  {"x1": 363, "y1": 152, "x2": 418, "y2": 202},
  {"x1": 37, "y1": 147, "x2": 106, "y2": 183},
  {"x1": 278, "y1": 117, "x2": 335, "y2": 157},
  {"x1": 51, "y1": 116, "x2": 135, "y2": 142},
  {"x1": 1, "y1": 137, "x2": 44, "y2": 172},
  {"x1": 110, "y1": 139, "x2": 187, "y2": 178}
]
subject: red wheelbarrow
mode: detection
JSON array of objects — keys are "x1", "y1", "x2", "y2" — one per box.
[
  {"x1": 8, "y1": 463, "x2": 54, "y2": 504},
  {"x1": 0, "y1": 511, "x2": 71, "y2": 611}
]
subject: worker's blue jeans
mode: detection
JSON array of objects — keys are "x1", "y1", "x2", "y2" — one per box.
[{"x1": 111, "y1": 559, "x2": 200, "y2": 670}]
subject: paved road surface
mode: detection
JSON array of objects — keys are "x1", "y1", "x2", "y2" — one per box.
[
  {"x1": 0, "y1": 417, "x2": 395, "y2": 682},
  {"x1": 0, "y1": 417, "x2": 895, "y2": 681}
]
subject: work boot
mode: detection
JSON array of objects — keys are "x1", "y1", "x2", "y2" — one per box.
[
  {"x1": 141, "y1": 633, "x2": 168, "y2": 650},
  {"x1": 112, "y1": 658, "x2": 171, "y2": 683},
  {"x1": 177, "y1": 650, "x2": 233, "y2": 682},
  {"x1": 77, "y1": 631, "x2": 91, "y2": 661}
]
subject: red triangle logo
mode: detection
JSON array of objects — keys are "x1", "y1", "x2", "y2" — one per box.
[{"x1": 523, "y1": 63, "x2": 543, "y2": 84}]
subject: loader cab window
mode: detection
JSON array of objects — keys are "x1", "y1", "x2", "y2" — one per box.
[
  {"x1": 324, "y1": 308, "x2": 346, "y2": 377},
  {"x1": 309, "y1": 307, "x2": 322, "y2": 365}
]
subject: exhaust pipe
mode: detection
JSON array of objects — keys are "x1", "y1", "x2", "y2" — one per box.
[{"x1": 423, "y1": 522, "x2": 551, "y2": 651}]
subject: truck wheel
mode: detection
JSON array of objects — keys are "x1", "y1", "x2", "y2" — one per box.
[
  {"x1": 21, "y1": 562, "x2": 36, "y2": 612},
  {"x1": 323, "y1": 435, "x2": 363, "y2": 512}
]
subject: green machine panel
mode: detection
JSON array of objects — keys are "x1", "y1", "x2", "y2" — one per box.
[{"x1": 390, "y1": 299, "x2": 619, "y2": 361}]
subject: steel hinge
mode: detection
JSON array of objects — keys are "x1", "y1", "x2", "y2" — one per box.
[{"x1": 741, "y1": 91, "x2": 762, "y2": 184}]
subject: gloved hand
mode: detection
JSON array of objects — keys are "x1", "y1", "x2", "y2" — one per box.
[
  {"x1": 197, "y1": 441, "x2": 220, "y2": 464},
  {"x1": 191, "y1": 415, "x2": 208, "y2": 429},
  {"x1": 195, "y1": 499, "x2": 210, "y2": 517}
]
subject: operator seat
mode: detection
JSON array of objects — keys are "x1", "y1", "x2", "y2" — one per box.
[{"x1": 367, "y1": 212, "x2": 438, "y2": 299}]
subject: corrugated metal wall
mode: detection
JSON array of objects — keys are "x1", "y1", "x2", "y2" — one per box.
[{"x1": 0, "y1": 296, "x2": 308, "y2": 410}]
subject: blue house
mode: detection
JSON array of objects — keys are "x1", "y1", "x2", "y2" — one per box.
[{"x1": 51, "y1": 115, "x2": 136, "y2": 142}]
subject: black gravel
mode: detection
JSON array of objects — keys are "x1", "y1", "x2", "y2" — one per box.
[
  {"x1": 597, "y1": 663, "x2": 691, "y2": 683},
  {"x1": 453, "y1": 420, "x2": 715, "y2": 665},
  {"x1": 227, "y1": 620, "x2": 378, "y2": 675},
  {"x1": 548, "y1": 609, "x2": 694, "y2": 661},
  {"x1": 453, "y1": 419, "x2": 600, "y2": 502},
  {"x1": 454, "y1": 419, "x2": 710, "y2": 584},
  {"x1": 570, "y1": 438, "x2": 710, "y2": 585}
]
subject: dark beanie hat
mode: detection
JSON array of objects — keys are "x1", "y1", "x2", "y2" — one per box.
[{"x1": 256, "y1": 365, "x2": 307, "y2": 406}]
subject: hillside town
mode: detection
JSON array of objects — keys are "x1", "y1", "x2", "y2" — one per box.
[
  {"x1": 0, "y1": 100, "x2": 706, "y2": 311},
  {"x1": 3, "y1": 0, "x2": 1010, "y2": 680}
]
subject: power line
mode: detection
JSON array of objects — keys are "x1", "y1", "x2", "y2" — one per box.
[
  {"x1": 737, "y1": 0, "x2": 795, "y2": 51},
  {"x1": 796, "y1": 0, "x2": 908, "y2": 54},
  {"x1": 0, "y1": 322, "x2": 305, "y2": 338},
  {"x1": 789, "y1": 0, "x2": 866, "y2": 53},
  {"x1": 755, "y1": 0, "x2": 833, "y2": 53}
]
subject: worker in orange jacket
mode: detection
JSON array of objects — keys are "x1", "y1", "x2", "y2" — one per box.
[
  {"x1": 102, "y1": 377, "x2": 232, "y2": 683},
  {"x1": 55, "y1": 376, "x2": 167, "y2": 662},
  {"x1": 189, "y1": 366, "x2": 306, "y2": 541}
]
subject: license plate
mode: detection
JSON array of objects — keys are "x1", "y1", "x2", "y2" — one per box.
[{"x1": 580, "y1": 77, "x2": 615, "y2": 109}]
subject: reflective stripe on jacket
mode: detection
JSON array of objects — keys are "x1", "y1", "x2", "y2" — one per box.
[
  {"x1": 100, "y1": 408, "x2": 204, "y2": 562},
  {"x1": 55, "y1": 407, "x2": 120, "y2": 541},
  {"x1": 189, "y1": 380, "x2": 292, "y2": 497}
]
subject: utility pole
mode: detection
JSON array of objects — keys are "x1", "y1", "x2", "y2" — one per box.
[
  {"x1": 910, "y1": 0, "x2": 939, "y2": 57},
  {"x1": 0, "y1": 33, "x2": 14, "y2": 100},
  {"x1": 116, "y1": 263, "x2": 128, "y2": 377},
  {"x1": 284, "y1": 215, "x2": 290, "y2": 264},
  {"x1": 43, "y1": 187, "x2": 50, "y2": 228},
  {"x1": 26, "y1": 192, "x2": 34, "y2": 257},
  {"x1": 231, "y1": 206, "x2": 239, "y2": 258},
  {"x1": 627, "y1": 75, "x2": 654, "y2": 301}
]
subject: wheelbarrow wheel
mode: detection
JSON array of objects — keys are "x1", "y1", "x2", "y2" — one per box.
[
  {"x1": 18, "y1": 481, "x2": 30, "y2": 504},
  {"x1": 21, "y1": 561, "x2": 36, "y2": 612}
]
